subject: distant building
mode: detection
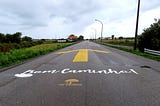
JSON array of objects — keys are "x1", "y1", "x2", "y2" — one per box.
[
  {"x1": 57, "y1": 39, "x2": 67, "y2": 43},
  {"x1": 68, "y1": 35, "x2": 78, "y2": 39},
  {"x1": 104, "y1": 37, "x2": 112, "y2": 40}
]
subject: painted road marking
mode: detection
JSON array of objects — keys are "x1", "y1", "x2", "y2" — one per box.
[
  {"x1": 73, "y1": 49, "x2": 88, "y2": 62},
  {"x1": 56, "y1": 49, "x2": 110, "y2": 62},
  {"x1": 14, "y1": 68, "x2": 138, "y2": 78},
  {"x1": 56, "y1": 50, "x2": 78, "y2": 54},
  {"x1": 58, "y1": 78, "x2": 82, "y2": 86},
  {"x1": 88, "y1": 49, "x2": 109, "y2": 54}
]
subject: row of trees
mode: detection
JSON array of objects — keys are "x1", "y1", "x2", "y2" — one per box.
[
  {"x1": 0, "y1": 32, "x2": 32, "y2": 43},
  {"x1": 0, "y1": 32, "x2": 45, "y2": 52},
  {"x1": 138, "y1": 19, "x2": 160, "y2": 51}
]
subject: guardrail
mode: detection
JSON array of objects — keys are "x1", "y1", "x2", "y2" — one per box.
[
  {"x1": 97, "y1": 42, "x2": 160, "y2": 56},
  {"x1": 144, "y1": 48, "x2": 160, "y2": 56}
]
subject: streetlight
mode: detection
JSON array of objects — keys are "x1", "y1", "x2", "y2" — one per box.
[
  {"x1": 92, "y1": 28, "x2": 97, "y2": 41},
  {"x1": 95, "y1": 19, "x2": 103, "y2": 42},
  {"x1": 134, "y1": 0, "x2": 140, "y2": 50}
]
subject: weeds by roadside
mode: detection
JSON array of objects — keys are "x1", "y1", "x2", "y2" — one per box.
[
  {"x1": 96, "y1": 41, "x2": 160, "y2": 62},
  {"x1": 0, "y1": 43, "x2": 72, "y2": 69}
]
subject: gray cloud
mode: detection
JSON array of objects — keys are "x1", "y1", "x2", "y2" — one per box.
[
  {"x1": 141, "y1": 0, "x2": 160, "y2": 12},
  {"x1": 47, "y1": 0, "x2": 103, "y2": 23},
  {"x1": 0, "y1": 0, "x2": 160, "y2": 38}
]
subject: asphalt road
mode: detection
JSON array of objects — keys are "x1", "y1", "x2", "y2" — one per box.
[{"x1": 0, "y1": 41, "x2": 160, "y2": 106}]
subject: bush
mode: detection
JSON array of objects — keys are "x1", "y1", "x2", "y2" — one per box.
[
  {"x1": 138, "y1": 19, "x2": 160, "y2": 51},
  {"x1": 0, "y1": 43, "x2": 14, "y2": 52}
]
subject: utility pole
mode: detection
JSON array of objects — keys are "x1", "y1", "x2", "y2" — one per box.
[{"x1": 134, "y1": 0, "x2": 140, "y2": 50}]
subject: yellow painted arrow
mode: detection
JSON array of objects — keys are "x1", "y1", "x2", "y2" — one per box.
[
  {"x1": 56, "y1": 49, "x2": 110, "y2": 62},
  {"x1": 56, "y1": 50, "x2": 78, "y2": 54},
  {"x1": 73, "y1": 49, "x2": 88, "y2": 62}
]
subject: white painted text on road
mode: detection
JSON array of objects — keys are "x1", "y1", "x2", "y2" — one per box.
[{"x1": 15, "y1": 68, "x2": 138, "y2": 78}]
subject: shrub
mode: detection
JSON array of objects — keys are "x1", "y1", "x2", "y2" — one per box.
[{"x1": 138, "y1": 19, "x2": 160, "y2": 51}]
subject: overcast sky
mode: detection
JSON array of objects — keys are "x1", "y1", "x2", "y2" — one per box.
[{"x1": 0, "y1": 0, "x2": 160, "y2": 39}]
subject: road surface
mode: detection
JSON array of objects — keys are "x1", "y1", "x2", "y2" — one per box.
[{"x1": 0, "y1": 41, "x2": 160, "y2": 106}]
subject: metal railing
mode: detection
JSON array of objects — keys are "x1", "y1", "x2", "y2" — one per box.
[
  {"x1": 98, "y1": 42, "x2": 160, "y2": 56},
  {"x1": 144, "y1": 48, "x2": 160, "y2": 56}
]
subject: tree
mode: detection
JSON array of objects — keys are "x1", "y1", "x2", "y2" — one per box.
[
  {"x1": 119, "y1": 36, "x2": 123, "y2": 40},
  {"x1": 5, "y1": 34, "x2": 12, "y2": 43},
  {"x1": 0, "y1": 32, "x2": 22, "y2": 44},
  {"x1": 138, "y1": 19, "x2": 160, "y2": 51},
  {"x1": 22, "y1": 36, "x2": 32, "y2": 42},
  {"x1": 0, "y1": 33, "x2": 5, "y2": 43},
  {"x1": 12, "y1": 32, "x2": 21, "y2": 43},
  {"x1": 78, "y1": 35, "x2": 84, "y2": 40},
  {"x1": 111, "y1": 35, "x2": 114, "y2": 40}
]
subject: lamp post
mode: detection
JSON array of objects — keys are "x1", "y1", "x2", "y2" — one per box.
[
  {"x1": 134, "y1": 0, "x2": 140, "y2": 50},
  {"x1": 95, "y1": 19, "x2": 103, "y2": 42}
]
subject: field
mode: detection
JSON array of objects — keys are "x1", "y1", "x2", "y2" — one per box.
[
  {"x1": 97, "y1": 39, "x2": 134, "y2": 47},
  {"x1": 95, "y1": 40, "x2": 160, "y2": 61},
  {"x1": 0, "y1": 43, "x2": 72, "y2": 69}
]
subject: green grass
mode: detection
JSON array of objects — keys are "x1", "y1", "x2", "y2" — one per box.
[
  {"x1": 96, "y1": 39, "x2": 134, "y2": 46},
  {"x1": 0, "y1": 43, "x2": 73, "y2": 69},
  {"x1": 96, "y1": 42, "x2": 160, "y2": 62}
]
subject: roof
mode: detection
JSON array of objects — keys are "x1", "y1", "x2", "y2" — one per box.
[{"x1": 68, "y1": 35, "x2": 77, "y2": 39}]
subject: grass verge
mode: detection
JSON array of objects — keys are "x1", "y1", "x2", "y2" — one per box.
[
  {"x1": 0, "y1": 43, "x2": 73, "y2": 69},
  {"x1": 96, "y1": 42, "x2": 160, "y2": 62}
]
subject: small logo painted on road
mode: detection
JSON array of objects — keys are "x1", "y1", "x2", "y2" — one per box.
[{"x1": 58, "y1": 78, "x2": 82, "y2": 87}]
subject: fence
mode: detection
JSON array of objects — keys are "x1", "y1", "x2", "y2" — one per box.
[
  {"x1": 99, "y1": 42, "x2": 160, "y2": 56},
  {"x1": 144, "y1": 48, "x2": 160, "y2": 56}
]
